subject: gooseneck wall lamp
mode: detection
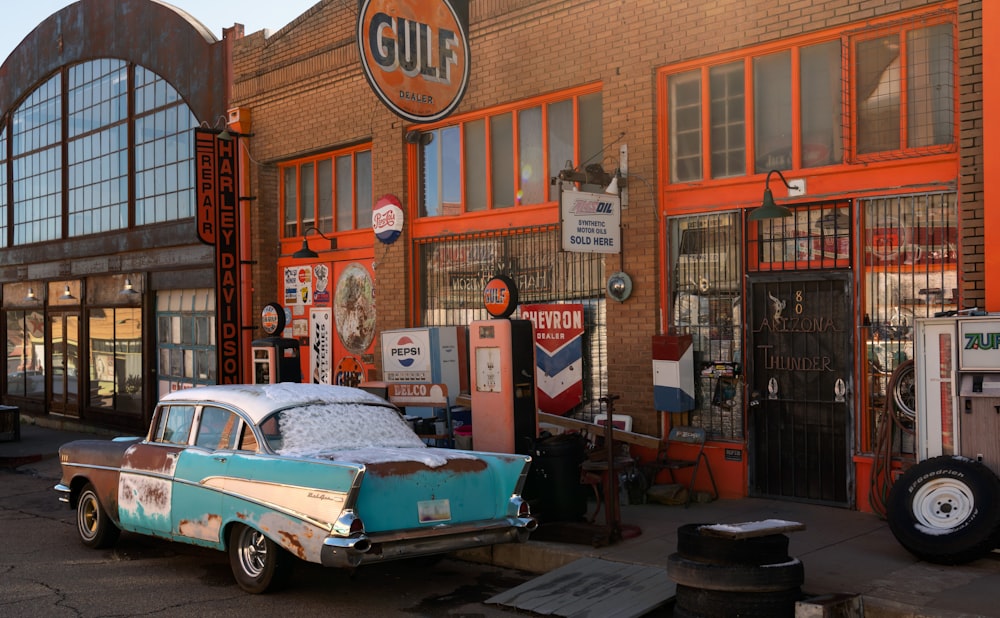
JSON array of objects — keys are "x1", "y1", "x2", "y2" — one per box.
[
  {"x1": 749, "y1": 169, "x2": 796, "y2": 221},
  {"x1": 292, "y1": 226, "x2": 338, "y2": 259}
]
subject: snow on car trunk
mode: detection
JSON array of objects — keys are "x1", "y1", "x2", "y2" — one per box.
[{"x1": 270, "y1": 398, "x2": 525, "y2": 532}]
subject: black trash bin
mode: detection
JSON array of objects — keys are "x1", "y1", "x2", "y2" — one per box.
[
  {"x1": 0, "y1": 405, "x2": 20, "y2": 442},
  {"x1": 523, "y1": 433, "x2": 588, "y2": 523}
]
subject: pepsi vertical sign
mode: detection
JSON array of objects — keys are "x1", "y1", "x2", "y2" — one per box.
[
  {"x1": 196, "y1": 128, "x2": 242, "y2": 384},
  {"x1": 381, "y1": 328, "x2": 432, "y2": 382},
  {"x1": 357, "y1": 0, "x2": 470, "y2": 122}
]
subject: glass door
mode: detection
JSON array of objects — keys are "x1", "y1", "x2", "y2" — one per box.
[{"x1": 49, "y1": 312, "x2": 80, "y2": 417}]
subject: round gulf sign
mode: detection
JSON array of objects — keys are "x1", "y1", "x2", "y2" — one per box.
[
  {"x1": 483, "y1": 275, "x2": 518, "y2": 319},
  {"x1": 372, "y1": 194, "x2": 404, "y2": 244},
  {"x1": 357, "y1": 0, "x2": 471, "y2": 122},
  {"x1": 261, "y1": 302, "x2": 286, "y2": 335}
]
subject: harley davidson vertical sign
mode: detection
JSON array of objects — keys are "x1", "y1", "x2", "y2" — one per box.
[
  {"x1": 358, "y1": 0, "x2": 471, "y2": 122},
  {"x1": 196, "y1": 129, "x2": 242, "y2": 384}
]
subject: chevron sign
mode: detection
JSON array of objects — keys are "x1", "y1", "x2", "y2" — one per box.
[{"x1": 520, "y1": 304, "x2": 584, "y2": 415}]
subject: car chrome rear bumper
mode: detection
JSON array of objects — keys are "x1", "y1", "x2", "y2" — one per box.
[{"x1": 320, "y1": 516, "x2": 537, "y2": 568}]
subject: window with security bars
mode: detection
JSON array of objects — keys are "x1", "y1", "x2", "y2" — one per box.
[
  {"x1": 749, "y1": 203, "x2": 852, "y2": 272},
  {"x1": 859, "y1": 192, "x2": 957, "y2": 453},
  {"x1": 417, "y1": 226, "x2": 609, "y2": 418},
  {"x1": 852, "y1": 20, "x2": 954, "y2": 158},
  {"x1": 668, "y1": 212, "x2": 743, "y2": 440}
]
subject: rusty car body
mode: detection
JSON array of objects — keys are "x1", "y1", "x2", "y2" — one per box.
[{"x1": 56, "y1": 383, "x2": 536, "y2": 593}]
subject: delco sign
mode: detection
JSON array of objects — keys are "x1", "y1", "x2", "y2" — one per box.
[
  {"x1": 381, "y1": 328, "x2": 432, "y2": 380},
  {"x1": 357, "y1": 0, "x2": 471, "y2": 123}
]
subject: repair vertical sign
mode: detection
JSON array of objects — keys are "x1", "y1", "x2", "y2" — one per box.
[{"x1": 196, "y1": 128, "x2": 242, "y2": 384}]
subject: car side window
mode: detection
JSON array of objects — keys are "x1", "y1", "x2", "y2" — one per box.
[
  {"x1": 156, "y1": 405, "x2": 195, "y2": 445},
  {"x1": 196, "y1": 406, "x2": 238, "y2": 450}
]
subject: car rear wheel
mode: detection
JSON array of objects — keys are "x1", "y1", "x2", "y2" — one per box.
[
  {"x1": 77, "y1": 483, "x2": 120, "y2": 549},
  {"x1": 228, "y1": 523, "x2": 293, "y2": 593}
]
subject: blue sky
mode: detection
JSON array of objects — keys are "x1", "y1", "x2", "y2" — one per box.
[{"x1": 0, "y1": 0, "x2": 320, "y2": 62}]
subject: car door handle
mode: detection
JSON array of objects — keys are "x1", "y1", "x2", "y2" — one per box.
[{"x1": 214, "y1": 456, "x2": 228, "y2": 463}]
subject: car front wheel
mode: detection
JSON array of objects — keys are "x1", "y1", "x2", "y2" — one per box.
[
  {"x1": 77, "y1": 483, "x2": 120, "y2": 549},
  {"x1": 228, "y1": 523, "x2": 292, "y2": 593}
]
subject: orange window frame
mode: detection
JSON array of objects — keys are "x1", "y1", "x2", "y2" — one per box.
[
  {"x1": 278, "y1": 142, "x2": 372, "y2": 240},
  {"x1": 657, "y1": 2, "x2": 957, "y2": 193},
  {"x1": 405, "y1": 83, "x2": 603, "y2": 238}
]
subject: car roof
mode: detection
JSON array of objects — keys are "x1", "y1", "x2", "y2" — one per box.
[{"x1": 158, "y1": 383, "x2": 394, "y2": 425}]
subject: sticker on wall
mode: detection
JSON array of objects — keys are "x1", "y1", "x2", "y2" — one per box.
[
  {"x1": 335, "y1": 263, "x2": 376, "y2": 355},
  {"x1": 373, "y1": 194, "x2": 404, "y2": 244},
  {"x1": 314, "y1": 264, "x2": 330, "y2": 304},
  {"x1": 336, "y1": 356, "x2": 365, "y2": 387},
  {"x1": 284, "y1": 266, "x2": 313, "y2": 306},
  {"x1": 310, "y1": 309, "x2": 332, "y2": 385}
]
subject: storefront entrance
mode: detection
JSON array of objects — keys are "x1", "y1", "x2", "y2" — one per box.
[
  {"x1": 746, "y1": 273, "x2": 852, "y2": 506},
  {"x1": 49, "y1": 312, "x2": 80, "y2": 418}
]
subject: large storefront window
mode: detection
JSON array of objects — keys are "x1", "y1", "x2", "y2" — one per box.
[
  {"x1": 280, "y1": 145, "x2": 372, "y2": 237},
  {"x1": 417, "y1": 226, "x2": 609, "y2": 416},
  {"x1": 89, "y1": 307, "x2": 143, "y2": 414},
  {"x1": 5, "y1": 307, "x2": 46, "y2": 399},
  {"x1": 859, "y1": 192, "x2": 957, "y2": 452},
  {"x1": 156, "y1": 289, "x2": 217, "y2": 395},
  {"x1": 416, "y1": 88, "x2": 603, "y2": 216},
  {"x1": 668, "y1": 212, "x2": 743, "y2": 440},
  {"x1": 6, "y1": 60, "x2": 197, "y2": 245}
]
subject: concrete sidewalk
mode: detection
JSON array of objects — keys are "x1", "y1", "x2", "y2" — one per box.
[{"x1": 3, "y1": 418, "x2": 998, "y2": 617}]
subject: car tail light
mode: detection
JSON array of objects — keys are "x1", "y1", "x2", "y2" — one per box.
[
  {"x1": 350, "y1": 516, "x2": 365, "y2": 536},
  {"x1": 517, "y1": 498, "x2": 531, "y2": 518}
]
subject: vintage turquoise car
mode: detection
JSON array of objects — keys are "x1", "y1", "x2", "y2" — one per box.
[{"x1": 55, "y1": 383, "x2": 536, "y2": 593}]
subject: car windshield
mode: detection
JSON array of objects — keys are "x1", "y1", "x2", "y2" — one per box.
[{"x1": 266, "y1": 402, "x2": 427, "y2": 456}]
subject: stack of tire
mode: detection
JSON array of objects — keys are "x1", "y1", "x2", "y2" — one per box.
[{"x1": 667, "y1": 523, "x2": 805, "y2": 618}]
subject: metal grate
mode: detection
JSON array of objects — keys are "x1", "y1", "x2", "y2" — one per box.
[{"x1": 416, "y1": 226, "x2": 609, "y2": 418}]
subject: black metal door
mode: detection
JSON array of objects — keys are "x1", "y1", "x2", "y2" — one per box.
[{"x1": 747, "y1": 274, "x2": 852, "y2": 505}]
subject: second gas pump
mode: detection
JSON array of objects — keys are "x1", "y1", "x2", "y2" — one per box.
[{"x1": 469, "y1": 276, "x2": 537, "y2": 455}]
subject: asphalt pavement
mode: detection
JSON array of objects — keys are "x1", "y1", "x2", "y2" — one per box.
[{"x1": 3, "y1": 416, "x2": 999, "y2": 618}]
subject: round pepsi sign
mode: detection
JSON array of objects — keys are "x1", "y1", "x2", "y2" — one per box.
[{"x1": 372, "y1": 194, "x2": 404, "y2": 244}]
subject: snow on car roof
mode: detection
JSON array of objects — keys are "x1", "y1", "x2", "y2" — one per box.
[{"x1": 159, "y1": 383, "x2": 393, "y2": 424}]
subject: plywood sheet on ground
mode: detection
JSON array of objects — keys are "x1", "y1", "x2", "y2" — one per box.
[{"x1": 486, "y1": 557, "x2": 674, "y2": 618}]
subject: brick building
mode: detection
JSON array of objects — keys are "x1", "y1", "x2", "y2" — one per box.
[{"x1": 1, "y1": 0, "x2": 992, "y2": 513}]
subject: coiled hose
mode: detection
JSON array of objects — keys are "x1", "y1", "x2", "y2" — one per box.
[{"x1": 868, "y1": 359, "x2": 917, "y2": 518}]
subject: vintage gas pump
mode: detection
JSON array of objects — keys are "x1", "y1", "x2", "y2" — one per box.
[
  {"x1": 251, "y1": 302, "x2": 302, "y2": 384},
  {"x1": 470, "y1": 276, "x2": 537, "y2": 455},
  {"x1": 886, "y1": 312, "x2": 1000, "y2": 565}
]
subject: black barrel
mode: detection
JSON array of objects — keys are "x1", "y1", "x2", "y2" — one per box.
[{"x1": 522, "y1": 433, "x2": 588, "y2": 522}]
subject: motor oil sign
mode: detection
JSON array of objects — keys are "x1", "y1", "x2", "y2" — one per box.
[
  {"x1": 560, "y1": 191, "x2": 621, "y2": 254},
  {"x1": 357, "y1": 0, "x2": 470, "y2": 123}
]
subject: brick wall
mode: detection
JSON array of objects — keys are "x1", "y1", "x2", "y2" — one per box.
[{"x1": 229, "y1": 0, "x2": 975, "y2": 436}]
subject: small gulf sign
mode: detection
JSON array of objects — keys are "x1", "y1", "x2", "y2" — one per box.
[
  {"x1": 483, "y1": 275, "x2": 518, "y2": 319},
  {"x1": 372, "y1": 194, "x2": 404, "y2": 244}
]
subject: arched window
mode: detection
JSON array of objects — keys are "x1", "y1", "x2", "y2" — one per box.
[{"x1": 4, "y1": 60, "x2": 197, "y2": 246}]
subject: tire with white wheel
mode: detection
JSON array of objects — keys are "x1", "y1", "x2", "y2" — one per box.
[
  {"x1": 891, "y1": 360, "x2": 916, "y2": 421},
  {"x1": 76, "y1": 483, "x2": 120, "y2": 549},
  {"x1": 228, "y1": 523, "x2": 293, "y2": 593},
  {"x1": 887, "y1": 455, "x2": 1000, "y2": 564}
]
